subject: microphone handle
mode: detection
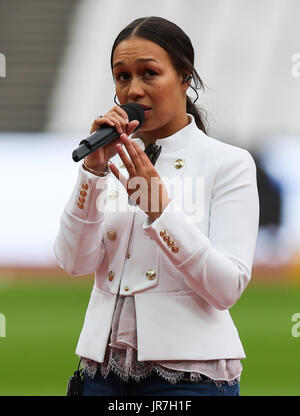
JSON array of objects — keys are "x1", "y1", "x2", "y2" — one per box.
[{"x1": 72, "y1": 126, "x2": 119, "y2": 162}]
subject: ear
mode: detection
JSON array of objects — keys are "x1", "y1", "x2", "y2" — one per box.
[
  {"x1": 182, "y1": 73, "x2": 192, "y2": 83},
  {"x1": 185, "y1": 74, "x2": 192, "y2": 83},
  {"x1": 181, "y1": 73, "x2": 191, "y2": 92}
]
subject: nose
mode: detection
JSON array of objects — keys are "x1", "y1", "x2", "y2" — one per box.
[{"x1": 127, "y1": 76, "x2": 145, "y2": 101}]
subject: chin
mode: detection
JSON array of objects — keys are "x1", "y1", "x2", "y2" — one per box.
[{"x1": 137, "y1": 123, "x2": 150, "y2": 133}]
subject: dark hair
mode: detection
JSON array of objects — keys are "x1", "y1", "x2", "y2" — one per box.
[{"x1": 110, "y1": 16, "x2": 208, "y2": 134}]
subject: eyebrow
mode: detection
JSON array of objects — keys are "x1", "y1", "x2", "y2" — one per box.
[{"x1": 113, "y1": 58, "x2": 159, "y2": 69}]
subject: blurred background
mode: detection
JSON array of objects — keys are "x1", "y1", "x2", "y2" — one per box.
[{"x1": 0, "y1": 0, "x2": 300, "y2": 396}]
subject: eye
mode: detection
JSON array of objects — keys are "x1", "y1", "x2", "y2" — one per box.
[
  {"x1": 116, "y1": 72, "x2": 130, "y2": 82},
  {"x1": 143, "y1": 69, "x2": 158, "y2": 78}
]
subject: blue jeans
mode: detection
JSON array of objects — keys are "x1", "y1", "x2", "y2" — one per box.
[{"x1": 82, "y1": 368, "x2": 240, "y2": 396}]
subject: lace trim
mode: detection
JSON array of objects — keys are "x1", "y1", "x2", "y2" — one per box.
[{"x1": 81, "y1": 347, "x2": 240, "y2": 388}]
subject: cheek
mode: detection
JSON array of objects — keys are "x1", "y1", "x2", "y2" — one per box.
[
  {"x1": 115, "y1": 87, "x2": 126, "y2": 100},
  {"x1": 153, "y1": 84, "x2": 181, "y2": 111},
  {"x1": 152, "y1": 82, "x2": 176, "y2": 104},
  {"x1": 162, "y1": 76, "x2": 182, "y2": 96}
]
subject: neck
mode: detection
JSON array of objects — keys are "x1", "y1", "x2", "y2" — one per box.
[
  {"x1": 139, "y1": 135, "x2": 157, "y2": 149},
  {"x1": 133, "y1": 114, "x2": 190, "y2": 148}
]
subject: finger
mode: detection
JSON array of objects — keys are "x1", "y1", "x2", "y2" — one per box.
[
  {"x1": 90, "y1": 117, "x2": 115, "y2": 133},
  {"x1": 99, "y1": 109, "x2": 126, "y2": 132},
  {"x1": 126, "y1": 120, "x2": 139, "y2": 136},
  {"x1": 127, "y1": 138, "x2": 153, "y2": 169},
  {"x1": 113, "y1": 105, "x2": 130, "y2": 123},
  {"x1": 130, "y1": 139, "x2": 147, "y2": 157},
  {"x1": 116, "y1": 142, "x2": 136, "y2": 175},
  {"x1": 105, "y1": 115, "x2": 125, "y2": 134},
  {"x1": 110, "y1": 107, "x2": 130, "y2": 133},
  {"x1": 101, "y1": 111, "x2": 126, "y2": 134},
  {"x1": 109, "y1": 162, "x2": 128, "y2": 190},
  {"x1": 133, "y1": 140, "x2": 158, "y2": 168},
  {"x1": 119, "y1": 133, "x2": 143, "y2": 171},
  {"x1": 93, "y1": 116, "x2": 115, "y2": 125}
]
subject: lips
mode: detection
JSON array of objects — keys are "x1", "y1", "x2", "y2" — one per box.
[{"x1": 140, "y1": 104, "x2": 152, "y2": 111}]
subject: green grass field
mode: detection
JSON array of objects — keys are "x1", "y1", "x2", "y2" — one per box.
[{"x1": 0, "y1": 275, "x2": 299, "y2": 396}]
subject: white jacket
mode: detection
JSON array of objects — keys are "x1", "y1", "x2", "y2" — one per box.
[{"x1": 53, "y1": 116, "x2": 259, "y2": 363}]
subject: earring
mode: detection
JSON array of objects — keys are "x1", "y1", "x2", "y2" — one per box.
[
  {"x1": 114, "y1": 94, "x2": 120, "y2": 106},
  {"x1": 184, "y1": 75, "x2": 199, "y2": 104},
  {"x1": 185, "y1": 74, "x2": 192, "y2": 83},
  {"x1": 189, "y1": 85, "x2": 199, "y2": 104}
]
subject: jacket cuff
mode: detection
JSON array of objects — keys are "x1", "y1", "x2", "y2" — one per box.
[
  {"x1": 65, "y1": 162, "x2": 111, "y2": 221},
  {"x1": 142, "y1": 198, "x2": 210, "y2": 266}
]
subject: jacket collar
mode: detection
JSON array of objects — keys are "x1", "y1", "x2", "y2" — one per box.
[{"x1": 132, "y1": 115, "x2": 203, "y2": 155}]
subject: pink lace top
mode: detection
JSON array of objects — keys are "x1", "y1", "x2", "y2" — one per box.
[{"x1": 81, "y1": 294, "x2": 242, "y2": 386}]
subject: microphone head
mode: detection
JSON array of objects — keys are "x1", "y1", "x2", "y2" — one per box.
[{"x1": 121, "y1": 103, "x2": 145, "y2": 127}]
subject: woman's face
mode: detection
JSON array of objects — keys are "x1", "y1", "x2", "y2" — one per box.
[{"x1": 112, "y1": 36, "x2": 189, "y2": 140}]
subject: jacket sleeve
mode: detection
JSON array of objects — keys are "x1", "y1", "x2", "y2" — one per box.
[
  {"x1": 143, "y1": 148, "x2": 259, "y2": 310},
  {"x1": 53, "y1": 163, "x2": 110, "y2": 276}
]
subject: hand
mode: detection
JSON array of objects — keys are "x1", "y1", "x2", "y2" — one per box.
[
  {"x1": 109, "y1": 133, "x2": 171, "y2": 221},
  {"x1": 85, "y1": 105, "x2": 140, "y2": 170}
]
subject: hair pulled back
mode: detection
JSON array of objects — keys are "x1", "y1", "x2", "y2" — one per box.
[{"x1": 111, "y1": 16, "x2": 207, "y2": 134}]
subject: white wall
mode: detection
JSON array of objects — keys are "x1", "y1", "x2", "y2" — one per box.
[{"x1": 0, "y1": 133, "x2": 79, "y2": 266}]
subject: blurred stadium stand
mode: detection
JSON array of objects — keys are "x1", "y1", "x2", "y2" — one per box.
[
  {"x1": 0, "y1": 0, "x2": 79, "y2": 131},
  {"x1": 254, "y1": 155, "x2": 282, "y2": 229}
]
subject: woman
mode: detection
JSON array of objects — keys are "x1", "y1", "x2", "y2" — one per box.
[{"x1": 54, "y1": 16, "x2": 259, "y2": 396}]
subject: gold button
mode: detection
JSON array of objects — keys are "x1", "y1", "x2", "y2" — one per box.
[
  {"x1": 160, "y1": 229, "x2": 167, "y2": 237},
  {"x1": 108, "y1": 190, "x2": 119, "y2": 200},
  {"x1": 124, "y1": 286, "x2": 129, "y2": 291},
  {"x1": 171, "y1": 246, "x2": 179, "y2": 253},
  {"x1": 174, "y1": 159, "x2": 184, "y2": 169},
  {"x1": 77, "y1": 202, "x2": 84, "y2": 209},
  {"x1": 126, "y1": 253, "x2": 130, "y2": 259},
  {"x1": 78, "y1": 197, "x2": 85, "y2": 203},
  {"x1": 167, "y1": 240, "x2": 175, "y2": 247},
  {"x1": 163, "y1": 235, "x2": 170, "y2": 243},
  {"x1": 108, "y1": 271, "x2": 115, "y2": 281},
  {"x1": 146, "y1": 269, "x2": 156, "y2": 280},
  {"x1": 119, "y1": 162, "x2": 125, "y2": 169},
  {"x1": 107, "y1": 230, "x2": 117, "y2": 241},
  {"x1": 82, "y1": 184, "x2": 89, "y2": 190},
  {"x1": 80, "y1": 190, "x2": 87, "y2": 197}
]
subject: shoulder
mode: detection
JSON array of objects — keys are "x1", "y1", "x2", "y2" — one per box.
[
  {"x1": 189, "y1": 127, "x2": 256, "y2": 172},
  {"x1": 201, "y1": 136, "x2": 257, "y2": 196}
]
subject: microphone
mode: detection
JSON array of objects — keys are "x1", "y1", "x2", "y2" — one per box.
[{"x1": 72, "y1": 102, "x2": 145, "y2": 162}]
